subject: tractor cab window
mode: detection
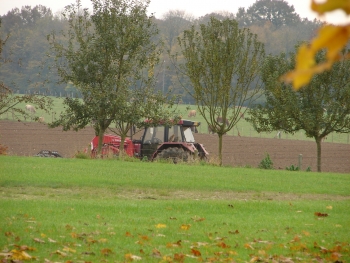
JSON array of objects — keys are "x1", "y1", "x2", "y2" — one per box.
[
  {"x1": 168, "y1": 125, "x2": 182, "y2": 142},
  {"x1": 143, "y1": 126, "x2": 164, "y2": 144},
  {"x1": 183, "y1": 126, "x2": 195, "y2": 142}
]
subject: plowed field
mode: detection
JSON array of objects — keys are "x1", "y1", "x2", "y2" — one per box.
[{"x1": 1, "y1": 120, "x2": 349, "y2": 173}]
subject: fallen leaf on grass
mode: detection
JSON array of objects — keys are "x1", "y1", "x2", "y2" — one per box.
[
  {"x1": 13, "y1": 245, "x2": 36, "y2": 251},
  {"x1": 33, "y1": 237, "x2": 45, "y2": 243},
  {"x1": 192, "y1": 242, "x2": 208, "y2": 247},
  {"x1": 190, "y1": 248, "x2": 201, "y2": 256},
  {"x1": 229, "y1": 230, "x2": 239, "y2": 235},
  {"x1": 99, "y1": 238, "x2": 108, "y2": 243},
  {"x1": 63, "y1": 246, "x2": 76, "y2": 253},
  {"x1": 52, "y1": 250, "x2": 67, "y2": 257},
  {"x1": 125, "y1": 253, "x2": 142, "y2": 261},
  {"x1": 180, "y1": 224, "x2": 191, "y2": 230},
  {"x1": 314, "y1": 212, "x2": 328, "y2": 217},
  {"x1": 326, "y1": 206, "x2": 333, "y2": 210},
  {"x1": 166, "y1": 240, "x2": 182, "y2": 248},
  {"x1": 125, "y1": 231, "x2": 133, "y2": 237},
  {"x1": 244, "y1": 243, "x2": 254, "y2": 250},
  {"x1": 151, "y1": 248, "x2": 162, "y2": 258},
  {"x1": 101, "y1": 248, "x2": 113, "y2": 256},
  {"x1": 191, "y1": 216, "x2": 205, "y2": 222},
  {"x1": 9, "y1": 250, "x2": 33, "y2": 260},
  {"x1": 217, "y1": 242, "x2": 230, "y2": 248},
  {"x1": 48, "y1": 238, "x2": 57, "y2": 243},
  {"x1": 174, "y1": 253, "x2": 185, "y2": 261},
  {"x1": 4, "y1": 232, "x2": 13, "y2": 237},
  {"x1": 250, "y1": 256, "x2": 262, "y2": 262},
  {"x1": 155, "y1": 223, "x2": 167, "y2": 228}
]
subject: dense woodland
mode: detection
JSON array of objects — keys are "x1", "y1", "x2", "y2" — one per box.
[{"x1": 0, "y1": 0, "x2": 322, "y2": 104}]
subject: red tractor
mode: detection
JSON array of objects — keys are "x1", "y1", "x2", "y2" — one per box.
[{"x1": 89, "y1": 119, "x2": 208, "y2": 162}]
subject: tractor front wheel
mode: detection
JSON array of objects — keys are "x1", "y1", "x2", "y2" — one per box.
[{"x1": 156, "y1": 147, "x2": 191, "y2": 164}]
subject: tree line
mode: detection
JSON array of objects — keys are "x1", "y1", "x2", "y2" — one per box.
[{"x1": 0, "y1": 0, "x2": 321, "y2": 103}]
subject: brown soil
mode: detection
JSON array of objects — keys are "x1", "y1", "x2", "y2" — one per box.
[{"x1": 1, "y1": 120, "x2": 349, "y2": 174}]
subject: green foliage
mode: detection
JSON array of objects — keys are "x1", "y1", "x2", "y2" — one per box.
[
  {"x1": 47, "y1": 0, "x2": 181, "y2": 154},
  {"x1": 258, "y1": 153, "x2": 273, "y2": 169},
  {"x1": 176, "y1": 17, "x2": 265, "y2": 165},
  {"x1": 306, "y1": 166, "x2": 312, "y2": 172},
  {"x1": 285, "y1": 164, "x2": 300, "y2": 171},
  {"x1": 248, "y1": 48, "x2": 350, "y2": 172}
]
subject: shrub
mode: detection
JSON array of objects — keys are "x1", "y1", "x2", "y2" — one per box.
[
  {"x1": 74, "y1": 151, "x2": 90, "y2": 159},
  {"x1": 306, "y1": 166, "x2": 312, "y2": 172},
  {"x1": 286, "y1": 164, "x2": 300, "y2": 171},
  {"x1": 258, "y1": 153, "x2": 273, "y2": 169}
]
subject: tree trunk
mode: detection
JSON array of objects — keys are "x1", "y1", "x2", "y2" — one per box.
[
  {"x1": 97, "y1": 129, "x2": 104, "y2": 156},
  {"x1": 218, "y1": 134, "x2": 223, "y2": 166},
  {"x1": 315, "y1": 137, "x2": 322, "y2": 172},
  {"x1": 119, "y1": 134, "x2": 126, "y2": 158}
]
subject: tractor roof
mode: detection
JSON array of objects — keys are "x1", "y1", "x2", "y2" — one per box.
[
  {"x1": 178, "y1": 119, "x2": 201, "y2": 127},
  {"x1": 144, "y1": 119, "x2": 200, "y2": 127}
]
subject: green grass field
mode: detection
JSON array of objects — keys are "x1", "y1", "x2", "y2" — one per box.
[
  {"x1": 1, "y1": 156, "x2": 349, "y2": 262},
  {"x1": 2, "y1": 95, "x2": 350, "y2": 144}
]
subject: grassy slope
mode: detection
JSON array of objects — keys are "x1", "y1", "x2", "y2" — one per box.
[{"x1": 1, "y1": 156, "x2": 349, "y2": 262}]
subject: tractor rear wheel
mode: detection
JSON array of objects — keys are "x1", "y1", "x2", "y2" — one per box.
[{"x1": 156, "y1": 147, "x2": 191, "y2": 163}]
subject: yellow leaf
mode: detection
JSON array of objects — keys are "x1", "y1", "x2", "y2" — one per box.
[
  {"x1": 311, "y1": 0, "x2": 350, "y2": 15},
  {"x1": 326, "y1": 205, "x2": 333, "y2": 210},
  {"x1": 282, "y1": 24, "x2": 350, "y2": 90},
  {"x1": 11, "y1": 250, "x2": 32, "y2": 260},
  {"x1": 155, "y1": 223, "x2": 167, "y2": 228},
  {"x1": 180, "y1": 224, "x2": 191, "y2": 230},
  {"x1": 311, "y1": 25, "x2": 350, "y2": 60},
  {"x1": 63, "y1": 246, "x2": 76, "y2": 253}
]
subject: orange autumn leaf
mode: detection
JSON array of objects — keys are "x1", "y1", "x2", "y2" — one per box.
[
  {"x1": 190, "y1": 248, "x2": 201, "y2": 256},
  {"x1": 174, "y1": 253, "x2": 185, "y2": 261},
  {"x1": 139, "y1": 235, "x2": 150, "y2": 241},
  {"x1": 166, "y1": 240, "x2": 182, "y2": 248},
  {"x1": 217, "y1": 242, "x2": 230, "y2": 248},
  {"x1": 315, "y1": 212, "x2": 329, "y2": 217},
  {"x1": 125, "y1": 231, "x2": 133, "y2": 237},
  {"x1": 244, "y1": 243, "x2": 254, "y2": 250},
  {"x1": 311, "y1": 0, "x2": 350, "y2": 15},
  {"x1": 101, "y1": 248, "x2": 113, "y2": 256}
]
